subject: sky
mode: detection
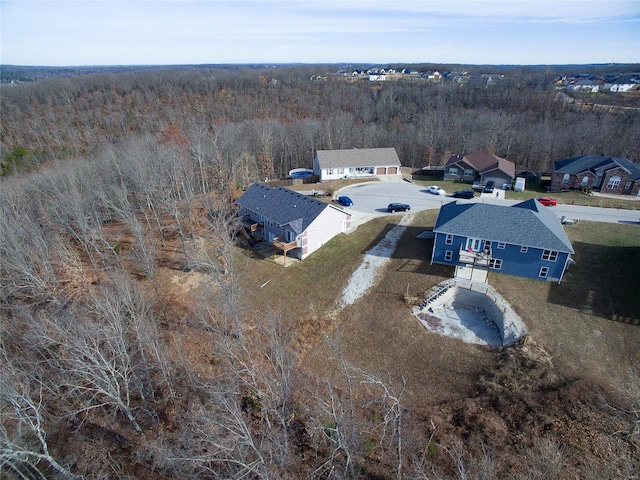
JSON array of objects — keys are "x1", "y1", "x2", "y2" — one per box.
[{"x1": 1, "y1": 0, "x2": 639, "y2": 66}]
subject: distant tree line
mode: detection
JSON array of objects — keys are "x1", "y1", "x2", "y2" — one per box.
[{"x1": 1, "y1": 65, "x2": 638, "y2": 178}]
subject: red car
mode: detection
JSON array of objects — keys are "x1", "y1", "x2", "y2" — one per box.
[{"x1": 537, "y1": 196, "x2": 557, "y2": 206}]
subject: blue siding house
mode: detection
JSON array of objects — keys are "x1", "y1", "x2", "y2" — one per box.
[{"x1": 431, "y1": 199, "x2": 574, "y2": 283}]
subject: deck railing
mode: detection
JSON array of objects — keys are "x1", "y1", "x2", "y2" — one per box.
[{"x1": 458, "y1": 248, "x2": 492, "y2": 267}]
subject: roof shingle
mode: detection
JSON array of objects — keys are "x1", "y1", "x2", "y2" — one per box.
[
  {"x1": 236, "y1": 183, "x2": 344, "y2": 234},
  {"x1": 315, "y1": 148, "x2": 400, "y2": 169},
  {"x1": 434, "y1": 199, "x2": 574, "y2": 253}
]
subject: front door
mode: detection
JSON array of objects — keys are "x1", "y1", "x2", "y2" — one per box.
[{"x1": 465, "y1": 237, "x2": 483, "y2": 252}]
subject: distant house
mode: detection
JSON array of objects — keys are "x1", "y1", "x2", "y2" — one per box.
[
  {"x1": 551, "y1": 155, "x2": 640, "y2": 196},
  {"x1": 444, "y1": 152, "x2": 516, "y2": 188},
  {"x1": 236, "y1": 183, "x2": 351, "y2": 263},
  {"x1": 603, "y1": 73, "x2": 640, "y2": 92},
  {"x1": 567, "y1": 79, "x2": 600, "y2": 93},
  {"x1": 313, "y1": 147, "x2": 401, "y2": 182},
  {"x1": 431, "y1": 199, "x2": 574, "y2": 284}
]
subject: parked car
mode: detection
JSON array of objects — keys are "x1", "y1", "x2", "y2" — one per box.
[
  {"x1": 337, "y1": 195, "x2": 353, "y2": 207},
  {"x1": 537, "y1": 196, "x2": 557, "y2": 206},
  {"x1": 452, "y1": 189, "x2": 475, "y2": 199},
  {"x1": 426, "y1": 185, "x2": 447, "y2": 195},
  {"x1": 483, "y1": 181, "x2": 495, "y2": 193},
  {"x1": 387, "y1": 203, "x2": 411, "y2": 213}
]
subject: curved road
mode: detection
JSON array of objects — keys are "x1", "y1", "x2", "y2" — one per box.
[{"x1": 337, "y1": 181, "x2": 640, "y2": 225}]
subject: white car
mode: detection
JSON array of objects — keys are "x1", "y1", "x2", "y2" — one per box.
[{"x1": 426, "y1": 185, "x2": 446, "y2": 196}]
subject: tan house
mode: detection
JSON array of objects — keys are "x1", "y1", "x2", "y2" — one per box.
[
  {"x1": 313, "y1": 147, "x2": 401, "y2": 182},
  {"x1": 444, "y1": 152, "x2": 516, "y2": 188},
  {"x1": 237, "y1": 183, "x2": 352, "y2": 263}
]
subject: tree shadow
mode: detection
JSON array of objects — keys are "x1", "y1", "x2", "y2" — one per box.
[
  {"x1": 359, "y1": 222, "x2": 451, "y2": 276},
  {"x1": 548, "y1": 241, "x2": 640, "y2": 325}
]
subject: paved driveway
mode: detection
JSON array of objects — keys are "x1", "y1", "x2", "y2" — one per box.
[{"x1": 338, "y1": 181, "x2": 640, "y2": 225}]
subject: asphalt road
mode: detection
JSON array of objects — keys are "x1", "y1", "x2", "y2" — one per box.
[{"x1": 337, "y1": 181, "x2": 640, "y2": 225}]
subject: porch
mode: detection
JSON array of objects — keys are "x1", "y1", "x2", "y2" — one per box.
[{"x1": 458, "y1": 248, "x2": 492, "y2": 267}]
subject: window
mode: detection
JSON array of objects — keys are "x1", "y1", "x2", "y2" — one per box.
[
  {"x1": 497, "y1": 242, "x2": 506, "y2": 249},
  {"x1": 448, "y1": 167, "x2": 458, "y2": 175},
  {"x1": 607, "y1": 176, "x2": 621, "y2": 189},
  {"x1": 539, "y1": 266, "x2": 549, "y2": 278},
  {"x1": 445, "y1": 234, "x2": 453, "y2": 245},
  {"x1": 444, "y1": 250, "x2": 453, "y2": 261},
  {"x1": 581, "y1": 176, "x2": 589, "y2": 187},
  {"x1": 542, "y1": 250, "x2": 558, "y2": 262},
  {"x1": 562, "y1": 173, "x2": 570, "y2": 184},
  {"x1": 286, "y1": 230, "x2": 295, "y2": 242},
  {"x1": 624, "y1": 181, "x2": 632, "y2": 190},
  {"x1": 520, "y1": 246, "x2": 528, "y2": 253},
  {"x1": 489, "y1": 258, "x2": 502, "y2": 270},
  {"x1": 337, "y1": 168, "x2": 344, "y2": 175},
  {"x1": 464, "y1": 168, "x2": 474, "y2": 176}
]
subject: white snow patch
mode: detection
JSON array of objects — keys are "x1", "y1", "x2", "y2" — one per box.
[{"x1": 340, "y1": 213, "x2": 413, "y2": 307}]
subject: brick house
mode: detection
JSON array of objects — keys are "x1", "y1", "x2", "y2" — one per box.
[{"x1": 551, "y1": 155, "x2": 640, "y2": 196}]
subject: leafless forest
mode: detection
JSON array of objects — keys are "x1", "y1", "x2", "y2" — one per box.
[{"x1": 1, "y1": 65, "x2": 639, "y2": 479}]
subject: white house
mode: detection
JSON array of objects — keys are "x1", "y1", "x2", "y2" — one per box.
[
  {"x1": 313, "y1": 147, "x2": 402, "y2": 182},
  {"x1": 237, "y1": 183, "x2": 352, "y2": 263}
]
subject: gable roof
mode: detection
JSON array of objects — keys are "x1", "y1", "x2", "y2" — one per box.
[
  {"x1": 445, "y1": 152, "x2": 515, "y2": 178},
  {"x1": 434, "y1": 199, "x2": 574, "y2": 253},
  {"x1": 554, "y1": 155, "x2": 640, "y2": 180},
  {"x1": 236, "y1": 183, "x2": 347, "y2": 234},
  {"x1": 315, "y1": 148, "x2": 400, "y2": 169}
]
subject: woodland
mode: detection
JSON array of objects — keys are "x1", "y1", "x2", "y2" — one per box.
[{"x1": 0, "y1": 64, "x2": 639, "y2": 479}]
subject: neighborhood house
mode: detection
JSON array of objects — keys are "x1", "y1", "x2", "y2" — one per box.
[
  {"x1": 236, "y1": 183, "x2": 352, "y2": 263},
  {"x1": 551, "y1": 154, "x2": 640, "y2": 196},
  {"x1": 431, "y1": 199, "x2": 574, "y2": 284},
  {"x1": 444, "y1": 152, "x2": 516, "y2": 189},
  {"x1": 313, "y1": 147, "x2": 401, "y2": 182}
]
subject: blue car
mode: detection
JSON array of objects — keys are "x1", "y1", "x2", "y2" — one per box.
[{"x1": 337, "y1": 196, "x2": 353, "y2": 207}]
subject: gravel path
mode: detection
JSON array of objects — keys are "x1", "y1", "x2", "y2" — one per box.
[{"x1": 340, "y1": 213, "x2": 414, "y2": 308}]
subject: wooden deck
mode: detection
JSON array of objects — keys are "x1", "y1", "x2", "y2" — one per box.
[
  {"x1": 272, "y1": 237, "x2": 298, "y2": 266},
  {"x1": 458, "y1": 249, "x2": 492, "y2": 267}
]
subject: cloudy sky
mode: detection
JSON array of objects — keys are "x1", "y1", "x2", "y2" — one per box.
[{"x1": 1, "y1": 0, "x2": 639, "y2": 66}]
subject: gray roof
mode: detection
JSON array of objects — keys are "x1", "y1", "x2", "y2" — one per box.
[
  {"x1": 554, "y1": 155, "x2": 640, "y2": 180},
  {"x1": 434, "y1": 199, "x2": 574, "y2": 253},
  {"x1": 315, "y1": 148, "x2": 400, "y2": 169},
  {"x1": 236, "y1": 183, "x2": 345, "y2": 234}
]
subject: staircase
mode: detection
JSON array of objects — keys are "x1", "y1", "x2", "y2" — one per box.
[{"x1": 420, "y1": 279, "x2": 454, "y2": 310}]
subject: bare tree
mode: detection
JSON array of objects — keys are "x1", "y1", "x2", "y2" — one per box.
[
  {"x1": 28, "y1": 276, "x2": 166, "y2": 435},
  {"x1": 361, "y1": 372, "x2": 407, "y2": 479},
  {"x1": 1, "y1": 346, "x2": 75, "y2": 479}
]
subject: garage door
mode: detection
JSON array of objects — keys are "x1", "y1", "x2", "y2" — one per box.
[
  {"x1": 388, "y1": 167, "x2": 397, "y2": 174},
  {"x1": 376, "y1": 167, "x2": 386, "y2": 175}
]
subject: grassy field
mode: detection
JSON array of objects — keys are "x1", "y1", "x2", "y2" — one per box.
[{"x1": 240, "y1": 206, "x2": 640, "y2": 405}]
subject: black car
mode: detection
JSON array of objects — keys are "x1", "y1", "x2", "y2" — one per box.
[
  {"x1": 452, "y1": 189, "x2": 475, "y2": 199},
  {"x1": 387, "y1": 203, "x2": 411, "y2": 213},
  {"x1": 483, "y1": 181, "x2": 495, "y2": 193}
]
